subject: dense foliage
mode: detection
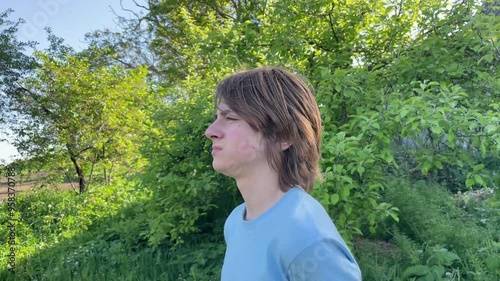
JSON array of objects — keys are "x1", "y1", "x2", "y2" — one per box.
[
  {"x1": 0, "y1": 0, "x2": 499, "y2": 280},
  {"x1": 0, "y1": 9, "x2": 37, "y2": 126},
  {"x1": 137, "y1": 0, "x2": 500, "y2": 242}
]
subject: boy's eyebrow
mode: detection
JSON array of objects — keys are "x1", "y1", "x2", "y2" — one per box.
[{"x1": 216, "y1": 108, "x2": 233, "y2": 114}]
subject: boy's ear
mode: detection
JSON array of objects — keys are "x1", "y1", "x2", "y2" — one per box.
[{"x1": 281, "y1": 141, "x2": 292, "y2": 151}]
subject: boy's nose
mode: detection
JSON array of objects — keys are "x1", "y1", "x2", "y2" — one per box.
[{"x1": 205, "y1": 121, "x2": 222, "y2": 140}]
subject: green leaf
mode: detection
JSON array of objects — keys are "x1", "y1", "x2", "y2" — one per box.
[
  {"x1": 422, "y1": 160, "x2": 432, "y2": 175},
  {"x1": 400, "y1": 109, "x2": 410, "y2": 118},
  {"x1": 330, "y1": 194, "x2": 339, "y2": 205},
  {"x1": 486, "y1": 256, "x2": 500, "y2": 272},
  {"x1": 431, "y1": 126, "x2": 443, "y2": 134},
  {"x1": 480, "y1": 143, "x2": 486, "y2": 156},
  {"x1": 344, "y1": 205, "x2": 352, "y2": 215},
  {"x1": 357, "y1": 166, "x2": 365, "y2": 176},
  {"x1": 466, "y1": 178, "x2": 475, "y2": 188},
  {"x1": 341, "y1": 187, "x2": 350, "y2": 199},
  {"x1": 402, "y1": 265, "x2": 430, "y2": 280},
  {"x1": 478, "y1": 54, "x2": 493, "y2": 64},
  {"x1": 389, "y1": 209, "x2": 399, "y2": 222},
  {"x1": 474, "y1": 175, "x2": 484, "y2": 186},
  {"x1": 473, "y1": 164, "x2": 485, "y2": 172},
  {"x1": 447, "y1": 131, "x2": 455, "y2": 148}
]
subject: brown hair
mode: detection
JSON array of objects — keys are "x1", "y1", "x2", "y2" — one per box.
[{"x1": 215, "y1": 66, "x2": 322, "y2": 192}]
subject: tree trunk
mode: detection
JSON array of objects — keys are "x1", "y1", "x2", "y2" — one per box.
[
  {"x1": 103, "y1": 166, "x2": 107, "y2": 185},
  {"x1": 70, "y1": 155, "x2": 87, "y2": 194}
]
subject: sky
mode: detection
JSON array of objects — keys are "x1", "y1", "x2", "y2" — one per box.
[{"x1": 0, "y1": 0, "x2": 144, "y2": 164}]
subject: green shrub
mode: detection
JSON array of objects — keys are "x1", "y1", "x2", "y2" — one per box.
[{"x1": 380, "y1": 178, "x2": 500, "y2": 280}]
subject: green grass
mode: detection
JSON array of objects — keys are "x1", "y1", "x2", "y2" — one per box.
[
  {"x1": 357, "y1": 178, "x2": 500, "y2": 281},
  {"x1": 0, "y1": 177, "x2": 226, "y2": 281},
  {"x1": 1, "y1": 237, "x2": 224, "y2": 281},
  {"x1": 1, "y1": 177, "x2": 499, "y2": 280}
]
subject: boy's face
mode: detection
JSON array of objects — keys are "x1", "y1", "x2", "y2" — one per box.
[{"x1": 204, "y1": 102, "x2": 267, "y2": 178}]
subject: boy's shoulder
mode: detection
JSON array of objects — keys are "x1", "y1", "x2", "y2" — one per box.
[
  {"x1": 280, "y1": 186, "x2": 337, "y2": 230},
  {"x1": 274, "y1": 187, "x2": 340, "y2": 253},
  {"x1": 223, "y1": 186, "x2": 340, "y2": 247}
]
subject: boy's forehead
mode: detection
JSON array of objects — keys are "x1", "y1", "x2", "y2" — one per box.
[{"x1": 217, "y1": 102, "x2": 233, "y2": 112}]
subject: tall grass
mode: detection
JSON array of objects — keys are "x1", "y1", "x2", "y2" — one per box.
[
  {"x1": 356, "y1": 179, "x2": 500, "y2": 281},
  {"x1": 1, "y1": 177, "x2": 499, "y2": 280}
]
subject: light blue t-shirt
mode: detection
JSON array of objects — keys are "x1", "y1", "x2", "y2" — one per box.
[{"x1": 221, "y1": 186, "x2": 362, "y2": 281}]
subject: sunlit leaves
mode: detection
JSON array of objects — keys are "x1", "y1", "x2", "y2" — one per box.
[
  {"x1": 9, "y1": 50, "x2": 157, "y2": 192},
  {"x1": 138, "y1": 0, "x2": 499, "y2": 243}
]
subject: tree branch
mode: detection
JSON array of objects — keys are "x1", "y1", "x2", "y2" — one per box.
[{"x1": 328, "y1": 3, "x2": 340, "y2": 43}]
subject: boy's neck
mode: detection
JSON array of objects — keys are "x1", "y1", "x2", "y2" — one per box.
[{"x1": 236, "y1": 168, "x2": 287, "y2": 221}]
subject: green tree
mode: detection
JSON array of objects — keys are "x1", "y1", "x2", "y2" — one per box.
[
  {"x1": 7, "y1": 49, "x2": 157, "y2": 193},
  {"x1": 0, "y1": 9, "x2": 37, "y2": 125},
  {"x1": 136, "y1": 0, "x2": 499, "y2": 243}
]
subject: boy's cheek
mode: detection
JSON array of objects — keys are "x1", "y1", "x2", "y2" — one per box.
[{"x1": 236, "y1": 140, "x2": 259, "y2": 158}]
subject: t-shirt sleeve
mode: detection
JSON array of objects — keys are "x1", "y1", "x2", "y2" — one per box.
[{"x1": 287, "y1": 239, "x2": 362, "y2": 281}]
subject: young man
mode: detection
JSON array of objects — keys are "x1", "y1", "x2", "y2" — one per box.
[{"x1": 205, "y1": 67, "x2": 361, "y2": 281}]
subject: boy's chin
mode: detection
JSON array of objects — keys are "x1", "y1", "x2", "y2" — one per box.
[{"x1": 212, "y1": 161, "x2": 241, "y2": 178}]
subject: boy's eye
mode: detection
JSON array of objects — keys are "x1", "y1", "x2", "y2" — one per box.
[{"x1": 212, "y1": 114, "x2": 237, "y2": 121}]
